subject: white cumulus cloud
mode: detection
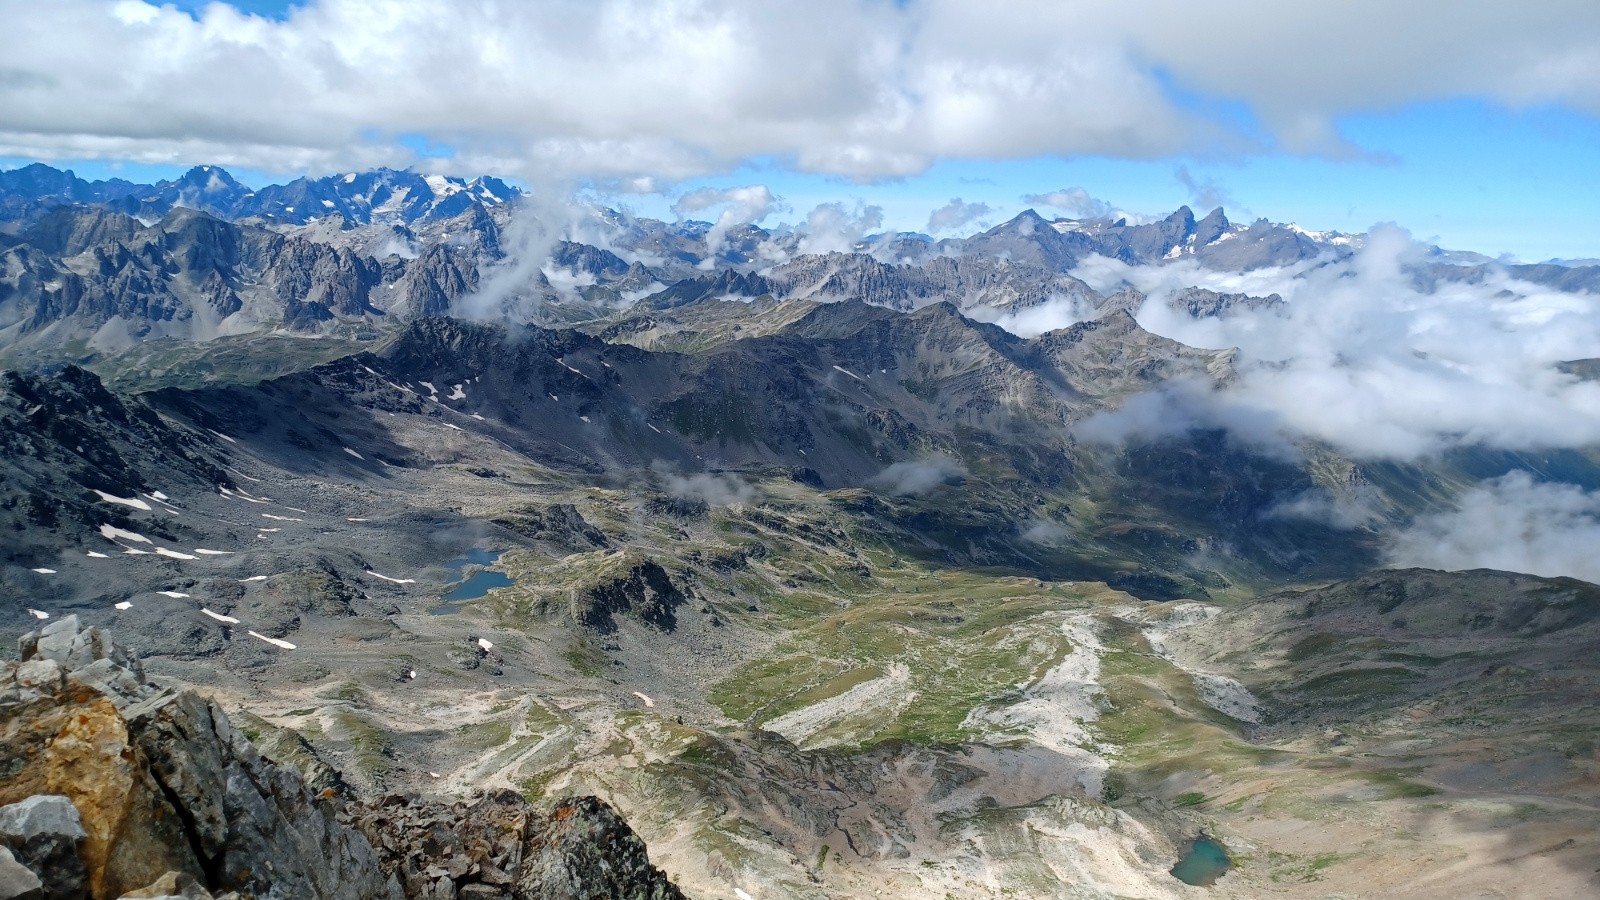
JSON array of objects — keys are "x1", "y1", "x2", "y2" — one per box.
[
  {"x1": 7, "y1": 1, "x2": 1595, "y2": 180},
  {"x1": 674, "y1": 184, "x2": 783, "y2": 262}
]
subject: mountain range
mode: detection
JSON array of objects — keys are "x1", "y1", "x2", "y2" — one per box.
[
  {"x1": 4, "y1": 163, "x2": 1596, "y2": 369},
  {"x1": 0, "y1": 163, "x2": 517, "y2": 228},
  {"x1": 1, "y1": 162, "x2": 1598, "y2": 899}
]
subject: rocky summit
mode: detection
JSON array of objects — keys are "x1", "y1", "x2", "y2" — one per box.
[{"x1": 0, "y1": 616, "x2": 683, "y2": 900}]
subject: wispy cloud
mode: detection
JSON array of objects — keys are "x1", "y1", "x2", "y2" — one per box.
[
  {"x1": 1024, "y1": 187, "x2": 1114, "y2": 218},
  {"x1": 926, "y1": 197, "x2": 992, "y2": 234},
  {"x1": 664, "y1": 472, "x2": 756, "y2": 507},
  {"x1": 870, "y1": 455, "x2": 966, "y2": 496},
  {"x1": 674, "y1": 184, "x2": 784, "y2": 262},
  {"x1": 1174, "y1": 166, "x2": 1234, "y2": 211}
]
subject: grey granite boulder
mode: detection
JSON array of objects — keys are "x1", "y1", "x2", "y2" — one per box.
[{"x1": 0, "y1": 796, "x2": 86, "y2": 900}]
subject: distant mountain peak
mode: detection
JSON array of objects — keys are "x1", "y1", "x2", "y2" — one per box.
[
  {"x1": 1004, "y1": 208, "x2": 1051, "y2": 229},
  {"x1": 1195, "y1": 207, "x2": 1229, "y2": 245}
]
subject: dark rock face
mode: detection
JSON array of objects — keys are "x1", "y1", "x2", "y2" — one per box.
[
  {"x1": 0, "y1": 365, "x2": 224, "y2": 501},
  {"x1": 1193, "y1": 217, "x2": 1325, "y2": 270},
  {"x1": 518, "y1": 797, "x2": 684, "y2": 900},
  {"x1": 0, "y1": 617, "x2": 686, "y2": 900},
  {"x1": 1167, "y1": 287, "x2": 1284, "y2": 318},
  {"x1": 1292, "y1": 569, "x2": 1600, "y2": 637},
  {"x1": 396, "y1": 245, "x2": 478, "y2": 319},
  {"x1": 551, "y1": 242, "x2": 631, "y2": 281},
  {"x1": 490, "y1": 503, "x2": 609, "y2": 552},
  {"x1": 0, "y1": 206, "x2": 482, "y2": 347},
  {"x1": 351, "y1": 793, "x2": 684, "y2": 900},
  {"x1": 646, "y1": 268, "x2": 772, "y2": 309},
  {"x1": 0, "y1": 366, "x2": 229, "y2": 568},
  {"x1": 1193, "y1": 207, "x2": 1230, "y2": 247},
  {"x1": 559, "y1": 554, "x2": 688, "y2": 634},
  {"x1": 0, "y1": 208, "x2": 367, "y2": 335},
  {"x1": 1556, "y1": 358, "x2": 1600, "y2": 383},
  {"x1": 1122, "y1": 206, "x2": 1195, "y2": 261},
  {"x1": 0, "y1": 796, "x2": 88, "y2": 900}
]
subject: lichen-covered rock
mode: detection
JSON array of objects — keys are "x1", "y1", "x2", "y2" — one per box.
[{"x1": 0, "y1": 654, "x2": 197, "y2": 899}]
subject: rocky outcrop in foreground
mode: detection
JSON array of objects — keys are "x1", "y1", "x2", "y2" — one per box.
[
  {"x1": 352, "y1": 793, "x2": 684, "y2": 900},
  {"x1": 0, "y1": 616, "x2": 684, "y2": 900}
]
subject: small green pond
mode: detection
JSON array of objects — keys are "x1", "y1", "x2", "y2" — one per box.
[{"x1": 1170, "y1": 836, "x2": 1231, "y2": 886}]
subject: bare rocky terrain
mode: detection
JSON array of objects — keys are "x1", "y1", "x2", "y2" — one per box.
[{"x1": 2, "y1": 330, "x2": 1596, "y2": 898}]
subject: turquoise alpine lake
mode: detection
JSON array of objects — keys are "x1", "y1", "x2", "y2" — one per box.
[
  {"x1": 1170, "y1": 836, "x2": 1231, "y2": 886},
  {"x1": 431, "y1": 549, "x2": 514, "y2": 614}
]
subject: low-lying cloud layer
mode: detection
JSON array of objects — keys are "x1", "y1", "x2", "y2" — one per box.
[
  {"x1": 1388, "y1": 471, "x2": 1600, "y2": 584},
  {"x1": 1264, "y1": 487, "x2": 1384, "y2": 531},
  {"x1": 5, "y1": 1, "x2": 1598, "y2": 178},
  {"x1": 1070, "y1": 226, "x2": 1600, "y2": 461}
]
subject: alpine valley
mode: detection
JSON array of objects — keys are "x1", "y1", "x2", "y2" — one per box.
[{"x1": 3, "y1": 163, "x2": 1599, "y2": 900}]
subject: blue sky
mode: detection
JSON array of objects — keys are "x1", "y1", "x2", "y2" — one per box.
[
  {"x1": 608, "y1": 101, "x2": 1600, "y2": 260},
  {"x1": 161, "y1": 0, "x2": 299, "y2": 18},
  {"x1": 4, "y1": 1, "x2": 1598, "y2": 260}
]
